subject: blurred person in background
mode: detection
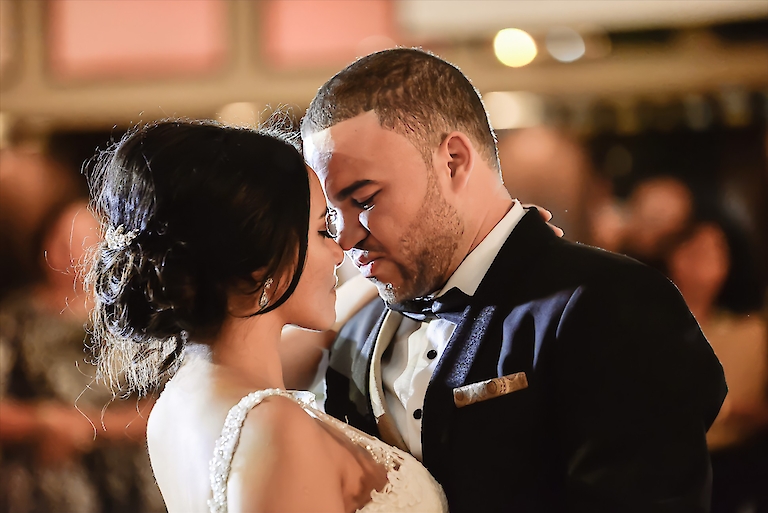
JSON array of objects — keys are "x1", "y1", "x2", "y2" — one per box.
[
  {"x1": 666, "y1": 215, "x2": 768, "y2": 513},
  {"x1": 620, "y1": 175, "x2": 694, "y2": 272},
  {"x1": 0, "y1": 149, "x2": 80, "y2": 299},
  {"x1": 0, "y1": 199, "x2": 164, "y2": 513},
  {"x1": 497, "y1": 126, "x2": 617, "y2": 246}
]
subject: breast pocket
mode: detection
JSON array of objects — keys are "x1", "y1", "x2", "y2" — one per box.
[{"x1": 450, "y1": 379, "x2": 538, "y2": 459}]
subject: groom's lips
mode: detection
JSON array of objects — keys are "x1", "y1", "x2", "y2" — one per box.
[{"x1": 355, "y1": 254, "x2": 384, "y2": 278}]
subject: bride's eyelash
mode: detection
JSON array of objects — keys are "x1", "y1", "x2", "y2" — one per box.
[{"x1": 319, "y1": 230, "x2": 335, "y2": 239}]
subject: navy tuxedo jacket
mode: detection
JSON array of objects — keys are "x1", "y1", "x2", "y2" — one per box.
[{"x1": 326, "y1": 209, "x2": 727, "y2": 513}]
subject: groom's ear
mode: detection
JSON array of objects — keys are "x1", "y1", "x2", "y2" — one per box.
[{"x1": 436, "y1": 131, "x2": 474, "y2": 193}]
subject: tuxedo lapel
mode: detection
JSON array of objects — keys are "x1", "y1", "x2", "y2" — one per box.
[
  {"x1": 367, "y1": 310, "x2": 409, "y2": 450},
  {"x1": 437, "y1": 305, "x2": 498, "y2": 389},
  {"x1": 368, "y1": 310, "x2": 402, "y2": 418}
]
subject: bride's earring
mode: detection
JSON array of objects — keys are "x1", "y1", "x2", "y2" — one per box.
[{"x1": 259, "y1": 278, "x2": 273, "y2": 309}]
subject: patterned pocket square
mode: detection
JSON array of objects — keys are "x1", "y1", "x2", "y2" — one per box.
[{"x1": 453, "y1": 372, "x2": 528, "y2": 408}]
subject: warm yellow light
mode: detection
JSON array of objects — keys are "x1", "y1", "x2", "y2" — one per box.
[{"x1": 494, "y1": 28, "x2": 537, "y2": 68}]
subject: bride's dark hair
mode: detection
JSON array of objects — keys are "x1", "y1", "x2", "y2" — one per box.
[{"x1": 85, "y1": 119, "x2": 310, "y2": 395}]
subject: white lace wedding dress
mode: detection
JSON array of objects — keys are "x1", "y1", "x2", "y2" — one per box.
[{"x1": 207, "y1": 388, "x2": 448, "y2": 513}]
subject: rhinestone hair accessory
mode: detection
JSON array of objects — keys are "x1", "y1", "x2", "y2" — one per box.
[{"x1": 105, "y1": 224, "x2": 139, "y2": 251}]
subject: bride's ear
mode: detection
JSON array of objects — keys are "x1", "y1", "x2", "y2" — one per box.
[{"x1": 228, "y1": 270, "x2": 273, "y2": 315}]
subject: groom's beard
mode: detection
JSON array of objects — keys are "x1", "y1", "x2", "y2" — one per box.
[{"x1": 377, "y1": 174, "x2": 464, "y2": 305}]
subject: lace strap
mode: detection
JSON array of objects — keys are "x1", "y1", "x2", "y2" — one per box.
[
  {"x1": 208, "y1": 389, "x2": 314, "y2": 513},
  {"x1": 306, "y1": 406, "x2": 404, "y2": 473}
]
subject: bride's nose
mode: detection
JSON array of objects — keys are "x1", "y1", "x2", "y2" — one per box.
[{"x1": 331, "y1": 238, "x2": 344, "y2": 267}]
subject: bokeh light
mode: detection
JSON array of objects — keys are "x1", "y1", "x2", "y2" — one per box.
[
  {"x1": 484, "y1": 91, "x2": 544, "y2": 129},
  {"x1": 493, "y1": 28, "x2": 537, "y2": 68},
  {"x1": 545, "y1": 26, "x2": 586, "y2": 63},
  {"x1": 217, "y1": 102, "x2": 262, "y2": 127}
]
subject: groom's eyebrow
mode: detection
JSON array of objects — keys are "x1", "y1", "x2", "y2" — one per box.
[{"x1": 335, "y1": 180, "x2": 375, "y2": 201}]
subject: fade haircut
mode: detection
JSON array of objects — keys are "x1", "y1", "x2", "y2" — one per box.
[{"x1": 301, "y1": 48, "x2": 500, "y2": 172}]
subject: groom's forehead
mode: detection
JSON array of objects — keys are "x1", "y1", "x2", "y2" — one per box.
[
  {"x1": 304, "y1": 114, "x2": 383, "y2": 181},
  {"x1": 303, "y1": 127, "x2": 334, "y2": 171},
  {"x1": 303, "y1": 111, "x2": 384, "y2": 160}
]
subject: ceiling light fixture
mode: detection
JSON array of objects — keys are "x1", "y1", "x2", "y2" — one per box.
[
  {"x1": 493, "y1": 28, "x2": 537, "y2": 68},
  {"x1": 545, "y1": 27, "x2": 585, "y2": 63}
]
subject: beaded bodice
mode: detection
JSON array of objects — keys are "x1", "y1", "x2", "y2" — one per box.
[{"x1": 208, "y1": 388, "x2": 447, "y2": 513}]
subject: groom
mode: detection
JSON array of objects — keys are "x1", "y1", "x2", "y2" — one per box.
[{"x1": 302, "y1": 49, "x2": 726, "y2": 512}]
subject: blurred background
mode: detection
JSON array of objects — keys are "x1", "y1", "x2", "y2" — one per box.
[{"x1": 0, "y1": 1, "x2": 766, "y2": 512}]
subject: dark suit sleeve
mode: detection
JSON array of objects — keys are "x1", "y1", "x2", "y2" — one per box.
[
  {"x1": 324, "y1": 297, "x2": 386, "y2": 437},
  {"x1": 554, "y1": 266, "x2": 726, "y2": 513}
]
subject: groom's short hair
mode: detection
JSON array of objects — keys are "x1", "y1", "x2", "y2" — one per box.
[{"x1": 301, "y1": 48, "x2": 500, "y2": 172}]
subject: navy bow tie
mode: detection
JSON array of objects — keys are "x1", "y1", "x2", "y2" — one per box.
[{"x1": 390, "y1": 287, "x2": 471, "y2": 322}]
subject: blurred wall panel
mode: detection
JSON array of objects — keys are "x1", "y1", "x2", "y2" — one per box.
[
  {"x1": 0, "y1": 0, "x2": 19, "y2": 87},
  {"x1": 263, "y1": 0, "x2": 395, "y2": 68},
  {"x1": 398, "y1": 0, "x2": 768, "y2": 39},
  {"x1": 48, "y1": 0, "x2": 228, "y2": 81}
]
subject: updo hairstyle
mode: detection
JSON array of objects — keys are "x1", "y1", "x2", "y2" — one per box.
[{"x1": 86, "y1": 119, "x2": 310, "y2": 394}]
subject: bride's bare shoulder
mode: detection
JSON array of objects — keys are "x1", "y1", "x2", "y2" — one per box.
[
  {"x1": 235, "y1": 394, "x2": 330, "y2": 466},
  {"x1": 231, "y1": 393, "x2": 308, "y2": 429},
  {"x1": 229, "y1": 395, "x2": 346, "y2": 511}
]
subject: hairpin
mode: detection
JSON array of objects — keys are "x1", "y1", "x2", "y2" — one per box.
[{"x1": 105, "y1": 224, "x2": 139, "y2": 251}]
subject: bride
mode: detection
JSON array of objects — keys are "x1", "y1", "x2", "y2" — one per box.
[{"x1": 85, "y1": 119, "x2": 448, "y2": 512}]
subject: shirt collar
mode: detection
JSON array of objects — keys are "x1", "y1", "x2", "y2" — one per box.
[{"x1": 439, "y1": 200, "x2": 525, "y2": 298}]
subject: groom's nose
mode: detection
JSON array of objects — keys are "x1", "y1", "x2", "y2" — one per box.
[{"x1": 336, "y1": 211, "x2": 369, "y2": 252}]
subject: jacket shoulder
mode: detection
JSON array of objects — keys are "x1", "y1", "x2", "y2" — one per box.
[{"x1": 546, "y1": 239, "x2": 675, "y2": 293}]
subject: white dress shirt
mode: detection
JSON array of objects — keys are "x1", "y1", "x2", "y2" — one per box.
[{"x1": 380, "y1": 200, "x2": 526, "y2": 460}]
